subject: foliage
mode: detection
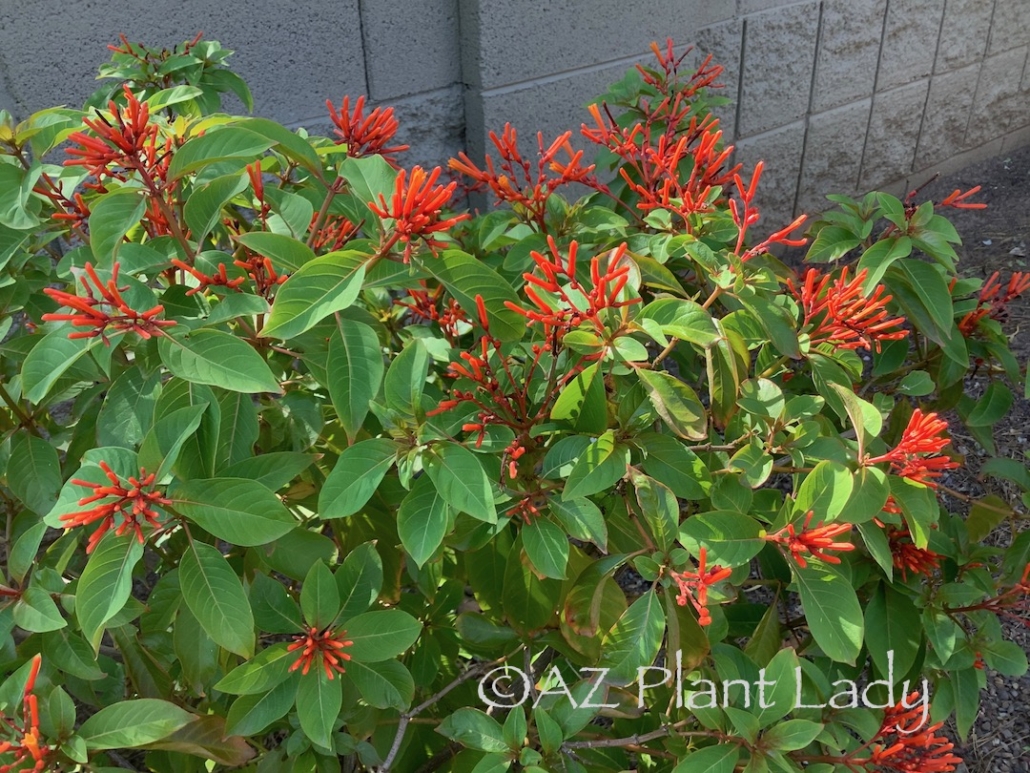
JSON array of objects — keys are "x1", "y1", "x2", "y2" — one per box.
[{"x1": 0, "y1": 35, "x2": 1028, "y2": 773}]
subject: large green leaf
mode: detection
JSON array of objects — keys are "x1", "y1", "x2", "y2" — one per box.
[
  {"x1": 328, "y1": 320, "x2": 383, "y2": 442},
  {"x1": 235, "y1": 231, "x2": 315, "y2": 272},
  {"x1": 397, "y1": 475, "x2": 452, "y2": 567},
  {"x1": 159, "y1": 329, "x2": 281, "y2": 393},
  {"x1": 345, "y1": 609, "x2": 422, "y2": 662},
  {"x1": 184, "y1": 172, "x2": 248, "y2": 244},
  {"x1": 637, "y1": 369, "x2": 707, "y2": 440},
  {"x1": 296, "y1": 669, "x2": 342, "y2": 751},
  {"x1": 550, "y1": 362, "x2": 607, "y2": 434},
  {"x1": 522, "y1": 518, "x2": 570, "y2": 580},
  {"x1": 424, "y1": 441, "x2": 497, "y2": 522},
  {"x1": 214, "y1": 643, "x2": 293, "y2": 695},
  {"x1": 562, "y1": 431, "x2": 629, "y2": 500},
  {"x1": 679, "y1": 512, "x2": 764, "y2": 567},
  {"x1": 795, "y1": 563, "x2": 863, "y2": 664},
  {"x1": 300, "y1": 561, "x2": 341, "y2": 630},
  {"x1": 319, "y1": 438, "x2": 399, "y2": 519},
  {"x1": 79, "y1": 699, "x2": 194, "y2": 750},
  {"x1": 89, "y1": 188, "x2": 146, "y2": 264},
  {"x1": 168, "y1": 127, "x2": 276, "y2": 180},
  {"x1": 180, "y1": 541, "x2": 255, "y2": 657},
  {"x1": 172, "y1": 478, "x2": 296, "y2": 546},
  {"x1": 21, "y1": 327, "x2": 94, "y2": 404},
  {"x1": 437, "y1": 708, "x2": 508, "y2": 753},
  {"x1": 864, "y1": 583, "x2": 920, "y2": 679},
  {"x1": 599, "y1": 590, "x2": 666, "y2": 682},
  {"x1": 346, "y1": 659, "x2": 414, "y2": 711},
  {"x1": 8, "y1": 433, "x2": 61, "y2": 516},
  {"x1": 425, "y1": 249, "x2": 524, "y2": 342},
  {"x1": 638, "y1": 432, "x2": 711, "y2": 500},
  {"x1": 793, "y1": 461, "x2": 854, "y2": 522},
  {"x1": 671, "y1": 744, "x2": 739, "y2": 773},
  {"x1": 76, "y1": 533, "x2": 144, "y2": 652},
  {"x1": 260, "y1": 250, "x2": 367, "y2": 339}
]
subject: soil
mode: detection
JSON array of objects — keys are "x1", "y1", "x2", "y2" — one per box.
[{"x1": 889, "y1": 145, "x2": 1030, "y2": 773}]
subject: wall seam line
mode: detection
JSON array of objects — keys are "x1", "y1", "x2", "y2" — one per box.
[
  {"x1": 962, "y1": 0, "x2": 998, "y2": 146},
  {"x1": 856, "y1": 0, "x2": 893, "y2": 191},
  {"x1": 793, "y1": 0, "x2": 824, "y2": 218},
  {"x1": 732, "y1": 17, "x2": 748, "y2": 160},
  {"x1": 479, "y1": 49, "x2": 655, "y2": 96},
  {"x1": 911, "y1": 0, "x2": 950, "y2": 173},
  {"x1": 355, "y1": 0, "x2": 373, "y2": 98}
]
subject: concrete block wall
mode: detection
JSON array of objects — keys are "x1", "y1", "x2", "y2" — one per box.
[{"x1": 1, "y1": 0, "x2": 1028, "y2": 223}]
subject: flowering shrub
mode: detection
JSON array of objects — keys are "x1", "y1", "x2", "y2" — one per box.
[{"x1": 0, "y1": 35, "x2": 1028, "y2": 773}]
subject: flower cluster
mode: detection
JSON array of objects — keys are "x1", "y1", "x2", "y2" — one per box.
[
  {"x1": 288, "y1": 626, "x2": 353, "y2": 680},
  {"x1": 42, "y1": 262, "x2": 176, "y2": 344},
  {"x1": 729, "y1": 161, "x2": 807, "y2": 258},
  {"x1": 0, "y1": 656, "x2": 49, "y2": 772},
  {"x1": 957, "y1": 271, "x2": 1030, "y2": 336},
  {"x1": 171, "y1": 258, "x2": 247, "y2": 296},
  {"x1": 765, "y1": 511, "x2": 855, "y2": 569},
  {"x1": 505, "y1": 236, "x2": 640, "y2": 341},
  {"x1": 866, "y1": 409, "x2": 958, "y2": 488},
  {"x1": 326, "y1": 95, "x2": 408, "y2": 167},
  {"x1": 862, "y1": 692, "x2": 962, "y2": 773},
  {"x1": 449, "y1": 125, "x2": 595, "y2": 229},
  {"x1": 670, "y1": 547, "x2": 732, "y2": 626},
  {"x1": 938, "y1": 185, "x2": 987, "y2": 211},
  {"x1": 62, "y1": 462, "x2": 170, "y2": 553},
  {"x1": 309, "y1": 213, "x2": 358, "y2": 253},
  {"x1": 790, "y1": 267, "x2": 908, "y2": 353},
  {"x1": 395, "y1": 282, "x2": 469, "y2": 343},
  {"x1": 369, "y1": 165, "x2": 469, "y2": 262},
  {"x1": 885, "y1": 526, "x2": 941, "y2": 581}
]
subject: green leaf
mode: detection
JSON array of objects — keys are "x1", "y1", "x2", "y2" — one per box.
[
  {"x1": 857, "y1": 236, "x2": 912, "y2": 288},
  {"x1": 179, "y1": 541, "x2": 255, "y2": 657},
  {"x1": 8, "y1": 433, "x2": 61, "y2": 515},
  {"x1": 965, "y1": 381, "x2": 1013, "y2": 427},
  {"x1": 794, "y1": 563, "x2": 863, "y2": 664},
  {"x1": 159, "y1": 329, "x2": 281, "y2": 393},
  {"x1": 214, "y1": 643, "x2": 293, "y2": 695},
  {"x1": 637, "y1": 369, "x2": 707, "y2": 440},
  {"x1": 295, "y1": 669, "x2": 342, "y2": 750},
  {"x1": 338, "y1": 154, "x2": 398, "y2": 225},
  {"x1": 738, "y1": 378, "x2": 786, "y2": 420},
  {"x1": 383, "y1": 338, "x2": 430, "y2": 417},
  {"x1": 562, "y1": 431, "x2": 629, "y2": 500},
  {"x1": 328, "y1": 320, "x2": 384, "y2": 442},
  {"x1": 397, "y1": 475, "x2": 452, "y2": 567},
  {"x1": 184, "y1": 173, "x2": 248, "y2": 244},
  {"x1": 76, "y1": 534, "x2": 144, "y2": 652},
  {"x1": 632, "y1": 472, "x2": 678, "y2": 551},
  {"x1": 89, "y1": 189, "x2": 146, "y2": 264},
  {"x1": 679, "y1": 512, "x2": 764, "y2": 567},
  {"x1": 522, "y1": 518, "x2": 570, "y2": 579},
  {"x1": 548, "y1": 496, "x2": 608, "y2": 550},
  {"x1": 238, "y1": 118, "x2": 322, "y2": 174},
  {"x1": 953, "y1": 667, "x2": 980, "y2": 741},
  {"x1": 138, "y1": 403, "x2": 207, "y2": 481},
  {"x1": 437, "y1": 708, "x2": 508, "y2": 753},
  {"x1": 842, "y1": 467, "x2": 890, "y2": 524},
  {"x1": 425, "y1": 249, "x2": 524, "y2": 342},
  {"x1": 235, "y1": 231, "x2": 315, "y2": 272},
  {"x1": 599, "y1": 590, "x2": 665, "y2": 682},
  {"x1": 346, "y1": 659, "x2": 414, "y2": 711},
  {"x1": 425, "y1": 441, "x2": 497, "y2": 523},
  {"x1": 261, "y1": 250, "x2": 367, "y2": 339},
  {"x1": 172, "y1": 477, "x2": 295, "y2": 546},
  {"x1": 319, "y1": 438, "x2": 399, "y2": 519},
  {"x1": 639, "y1": 298, "x2": 720, "y2": 347},
  {"x1": 97, "y1": 366, "x2": 161, "y2": 448},
  {"x1": 806, "y1": 225, "x2": 862, "y2": 262},
  {"x1": 8, "y1": 521, "x2": 47, "y2": 585},
  {"x1": 168, "y1": 127, "x2": 275, "y2": 180},
  {"x1": 762, "y1": 719, "x2": 823, "y2": 751},
  {"x1": 79, "y1": 699, "x2": 194, "y2": 750},
  {"x1": 793, "y1": 461, "x2": 854, "y2": 521},
  {"x1": 301, "y1": 561, "x2": 340, "y2": 630},
  {"x1": 225, "y1": 676, "x2": 297, "y2": 736},
  {"x1": 21, "y1": 328, "x2": 93, "y2": 404},
  {"x1": 12, "y1": 585, "x2": 66, "y2": 632},
  {"x1": 345, "y1": 609, "x2": 422, "y2": 662},
  {"x1": 220, "y1": 451, "x2": 315, "y2": 490},
  {"x1": 139, "y1": 715, "x2": 256, "y2": 767},
  {"x1": 890, "y1": 476, "x2": 936, "y2": 547},
  {"x1": 966, "y1": 494, "x2": 1012, "y2": 542},
  {"x1": 898, "y1": 370, "x2": 935, "y2": 397},
  {"x1": 672, "y1": 744, "x2": 739, "y2": 773},
  {"x1": 215, "y1": 390, "x2": 260, "y2": 469},
  {"x1": 336, "y1": 542, "x2": 383, "y2": 621},
  {"x1": 550, "y1": 362, "x2": 607, "y2": 434},
  {"x1": 638, "y1": 432, "x2": 711, "y2": 499},
  {"x1": 864, "y1": 583, "x2": 920, "y2": 679}
]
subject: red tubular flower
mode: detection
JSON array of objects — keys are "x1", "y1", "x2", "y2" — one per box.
[
  {"x1": 232, "y1": 251, "x2": 288, "y2": 298},
  {"x1": 790, "y1": 267, "x2": 909, "y2": 353},
  {"x1": 863, "y1": 692, "x2": 962, "y2": 772},
  {"x1": 939, "y1": 185, "x2": 986, "y2": 210},
  {"x1": 326, "y1": 95, "x2": 409, "y2": 167},
  {"x1": 171, "y1": 258, "x2": 246, "y2": 295},
  {"x1": 865, "y1": 409, "x2": 959, "y2": 487},
  {"x1": 62, "y1": 462, "x2": 170, "y2": 553},
  {"x1": 957, "y1": 271, "x2": 1030, "y2": 336},
  {"x1": 287, "y1": 626, "x2": 353, "y2": 680},
  {"x1": 0, "y1": 655, "x2": 50, "y2": 772},
  {"x1": 369, "y1": 165, "x2": 469, "y2": 262},
  {"x1": 671, "y1": 547, "x2": 732, "y2": 626},
  {"x1": 766, "y1": 511, "x2": 855, "y2": 568},
  {"x1": 883, "y1": 525, "x2": 941, "y2": 580},
  {"x1": 395, "y1": 282, "x2": 469, "y2": 342},
  {"x1": 42, "y1": 262, "x2": 176, "y2": 345}
]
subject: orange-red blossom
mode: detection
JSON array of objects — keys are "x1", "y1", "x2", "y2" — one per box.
[
  {"x1": 0, "y1": 655, "x2": 50, "y2": 772},
  {"x1": 671, "y1": 547, "x2": 732, "y2": 626},
  {"x1": 369, "y1": 165, "x2": 469, "y2": 262},
  {"x1": 765, "y1": 511, "x2": 855, "y2": 568},
  {"x1": 326, "y1": 95, "x2": 409, "y2": 168},
  {"x1": 957, "y1": 271, "x2": 1030, "y2": 336},
  {"x1": 862, "y1": 692, "x2": 962, "y2": 772},
  {"x1": 288, "y1": 626, "x2": 354, "y2": 680},
  {"x1": 865, "y1": 409, "x2": 959, "y2": 488}
]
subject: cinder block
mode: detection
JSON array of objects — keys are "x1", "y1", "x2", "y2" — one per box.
[
  {"x1": 988, "y1": 0, "x2": 1030, "y2": 56},
  {"x1": 797, "y1": 99, "x2": 871, "y2": 215},
  {"x1": 0, "y1": 57, "x2": 19, "y2": 115},
  {"x1": 811, "y1": 0, "x2": 887, "y2": 113},
  {"x1": 738, "y1": 0, "x2": 803, "y2": 13},
  {"x1": 294, "y1": 86, "x2": 465, "y2": 172},
  {"x1": 859, "y1": 79, "x2": 930, "y2": 191},
  {"x1": 914, "y1": 63, "x2": 980, "y2": 169},
  {"x1": 935, "y1": 0, "x2": 993, "y2": 73},
  {"x1": 734, "y1": 120, "x2": 806, "y2": 228},
  {"x1": 906, "y1": 135, "x2": 1005, "y2": 190},
  {"x1": 0, "y1": 0, "x2": 366, "y2": 123},
  {"x1": 459, "y1": 0, "x2": 730, "y2": 91},
  {"x1": 361, "y1": 0, "x2": 461, "y2": 101},
  {"x1": 877, "y1": 0, "x2": 945, "y2": 91},
  {"x1": 738, "y1": 3, "x2": 820, "y2": 137},
  {"x1": 695, "y1": 19, "x2": 744, "y2": 140},
  {"x1": 966, "y1": 47, "x2": 1030, "y2": 146}
]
